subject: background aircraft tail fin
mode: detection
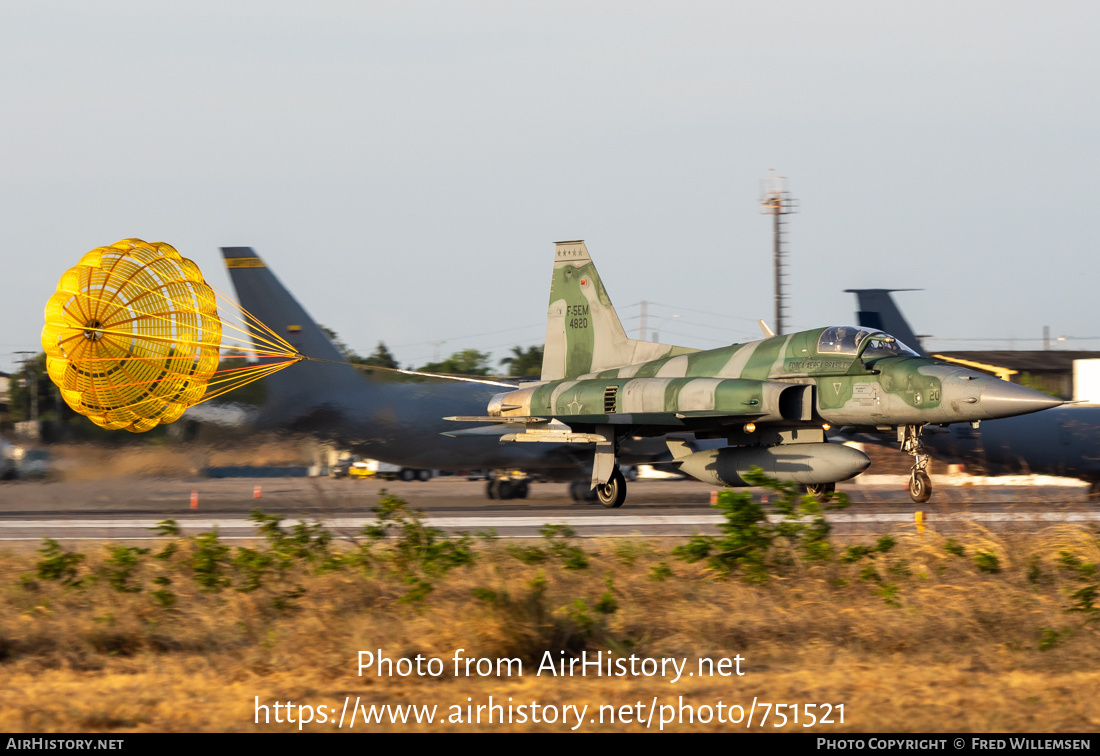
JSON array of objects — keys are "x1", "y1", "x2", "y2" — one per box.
[
  {"x1": 542, "y1": 240, "x2": 698, "y2": 380},
  {"x1": 221, "y1": 247, "x2": 364, "y2": 409},
  {"x1": 845, "y1": 288, "x2": 927, "y2": 357}
]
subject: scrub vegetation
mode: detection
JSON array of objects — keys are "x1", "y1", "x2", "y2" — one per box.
[{"x1": 0, "y1": 474, "x2": 1098, "y2": 732}]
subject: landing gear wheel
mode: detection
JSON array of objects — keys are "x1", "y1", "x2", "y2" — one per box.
[
  {"x1": 900, "y1": 424, "x2": 933, "y2": 503},
  {"x1": 498, "y1": 480, "x2": 515, "y2": 500},
  {"x1": 803, "y1": 482, "x2": 836, "y2": 503},
  {"x1": 400, "y1": 468, "x2": 416, "y2": 482},
  {"x1": 908, "y1": 471, "x2": 932, "y2": 503},
  {"x1": 514, "y1": 481, "x2": 529, "y2": 499},
  {"x1": 595, "y1": 468, "x2": 627, "y2": 509},
  {"x1": 417, "y1": 469, "x2": 430, "y2": 482},
  {"x1": 486, "y1": 480, "x2": 498, "y2": 499}
]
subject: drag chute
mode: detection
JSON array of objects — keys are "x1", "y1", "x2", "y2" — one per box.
[{"x1": 41, "y1": 239, "x2": 301, "y2": 432}]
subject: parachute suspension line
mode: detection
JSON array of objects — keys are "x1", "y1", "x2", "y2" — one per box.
[
  {"x1": 58, "y1": 276, "x2": 299, "y2": 360},
  {"x1": 46, "y1": 355, "x2": 302, "y2": 413},
  {"x1": 60, "y1": 286, "x2": 298, "y2": 359},
  {"x1": 210, "y1": 285, "x2": 299, "y2": 356},
  {"x1": 193, "y1": 357, "x2": 301, "y2": 405},
  {"x1": 294, "y1": 355, "x2": 367, "y2": 368},
  {"x1": 49, "y1": 324, "x2": 296, "y2": 360}
]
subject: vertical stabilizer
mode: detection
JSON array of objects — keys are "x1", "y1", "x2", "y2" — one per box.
[
  {"x1": 220, "y1": 247, "x2": 363, "y2": 407},
  {"x1": 845, "y1": 288, "x2": 927, "y2": 357},
  {"x1": 542, "y1": 241, "x2": 698, "y2": 380}
]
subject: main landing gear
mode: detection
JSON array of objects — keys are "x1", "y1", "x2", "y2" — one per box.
[
  {"x1": 589, "y1": 429, "x2": 628, "y2": 508},
  {"x1": 900, "y1": 424, "x2": 932, "y2": 503},
  {"x1": 595, "y1": 468, "x2": 627, "y2": 508},
  {"x1": 802, "y1": 482, "x2": 836, "y2": 503},
  {"x1": 485, "y1": 474, "x2": 530, "y2": 500},
  {"x1": 569, "y1": 468, "x2": 627, "y2": 508}
]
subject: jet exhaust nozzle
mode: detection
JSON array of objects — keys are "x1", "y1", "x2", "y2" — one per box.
[{"x1": 676, "y1": 442, "x2": 871, "y2": 488}]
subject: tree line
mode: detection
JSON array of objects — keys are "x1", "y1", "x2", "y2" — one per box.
[{"x1": 320, "y1": 326, "x2": 543, "y2": 377}]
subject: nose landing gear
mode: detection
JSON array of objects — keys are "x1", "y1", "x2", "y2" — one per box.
[
  {"x1": 801, "y1": 481, "x2": 836, "y2": 503},
  {"x1": 900, "y1": 424, "x2": 932, "y2": 503}
]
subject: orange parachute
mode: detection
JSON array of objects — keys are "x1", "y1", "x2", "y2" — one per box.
[{"x1": 41, "y1": 239, "x2": 300, "y2": 432}]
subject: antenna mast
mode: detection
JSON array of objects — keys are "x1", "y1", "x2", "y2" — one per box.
[{"x1": 759, "y1": 172, "x2": 798, "y2": 336}]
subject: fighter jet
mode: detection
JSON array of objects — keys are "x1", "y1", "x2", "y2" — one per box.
[
  {"x1": 218, "y1": 246, "x2": 683, "y2": 499},
  {"x1": 849, "y1": 288, "x2": 1100, "y2": 498},
  {"x1": 447, "y1": 241, "x2": 1063, "y2": 507}
]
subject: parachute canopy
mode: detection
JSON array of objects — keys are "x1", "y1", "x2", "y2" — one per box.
[
  {"x1": 41, "y1": 239, "x2": 223, "y2": 432},
  {"x1": 42, "y1": 239, "x2": 301, "y2": 433}
]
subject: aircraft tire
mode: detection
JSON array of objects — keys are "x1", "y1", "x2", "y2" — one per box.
[
  {"x1": 486, "y1": 480, "x2": 497, "y2": 499},
  {"x1": 515, "y1": 481, "x2": 529, "y2": 499},
  {"x1": 498, "y1": 480, "x2": 515, "y2": 500},
  {"x1": 417, "y1": 469, "x2": 431, "y2": 482},
  {"x1": 596, "y1": 468, "x2": 627, "y2": 509},
  {"x1": 400, "y1": 468, "x2": 416, "y2": 482},
  {"x1": 908, "y1": 471, "x2": 932, "y2": 503},
  {"x1": 802, "y1": 482, "x2": 836, "y2": 502}
]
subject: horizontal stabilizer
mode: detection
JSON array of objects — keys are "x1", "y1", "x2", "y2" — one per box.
[
  {"x1": 444, "y1": 415, "x2": 548, "y2": 424},
  {"x1": 441, "y1": 424, "x2": 521, "y2": 438}
]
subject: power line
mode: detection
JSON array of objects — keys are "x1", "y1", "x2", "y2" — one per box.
[
  {"x1": 389, "y1": 322, "x2": 544, "y2": 349},
  {"x1": 622, "y1": 301, "x2": 759, "y2": 324}
]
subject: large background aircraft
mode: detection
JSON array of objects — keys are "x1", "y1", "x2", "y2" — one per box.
[{"x1": 848, "y1": 288, "x2": 1100, "y2": 497}]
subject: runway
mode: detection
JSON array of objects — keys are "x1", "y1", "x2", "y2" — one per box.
[{"x1": 1, "y1": 475, "x2": 1096, "y2": 541}]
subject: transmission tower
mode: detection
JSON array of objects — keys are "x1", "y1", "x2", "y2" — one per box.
[{"x1": 759, "y1": 173, "x2": 798, "y2": 336}]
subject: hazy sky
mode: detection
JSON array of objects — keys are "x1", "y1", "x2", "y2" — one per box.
[{"x1": 3, "y1": 1, "x2": 1099, "y2": 374}]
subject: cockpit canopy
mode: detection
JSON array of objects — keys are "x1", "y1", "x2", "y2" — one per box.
[{"x1": 817, "y1": 325, "x2": 919, "y2": 359}]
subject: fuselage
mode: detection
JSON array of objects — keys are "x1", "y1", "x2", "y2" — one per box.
[{"x1": 489, "y1": 325, "x2": 1062, "y2": 432}]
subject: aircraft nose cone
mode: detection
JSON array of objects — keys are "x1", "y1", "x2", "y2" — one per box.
[{"x1": 980, "y1": 381, "x2": 1063, "y2": 419}]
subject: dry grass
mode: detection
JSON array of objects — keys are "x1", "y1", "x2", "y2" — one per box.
[{"x1": 1, "y1": 513, "x2": 1098, "y2": 732}]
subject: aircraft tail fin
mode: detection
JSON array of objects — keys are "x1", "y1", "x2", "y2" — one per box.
[
  {"x1": 845, "y1": 288, "x2": 927, "y2": 357},
  {"x1": 220, "y1": 247, "x2": 364, "y2": 407},
  {"x1": 542, "y1": 240, "x2": 698, "y2": 380}
]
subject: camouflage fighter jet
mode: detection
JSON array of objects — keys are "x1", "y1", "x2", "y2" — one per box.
[{"x1": 447, "y1": 241, "x2": 1063, "y2": 507}]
